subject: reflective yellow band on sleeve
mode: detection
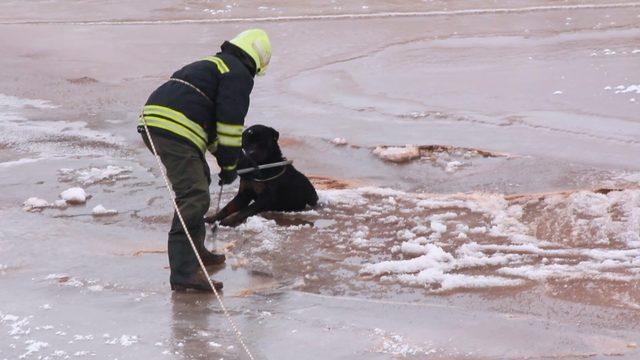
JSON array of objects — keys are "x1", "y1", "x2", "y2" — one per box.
[
  {"x1": 217, "y1": 133, "x2": 242, "y2": 147},
  {"x1": 203, "y1": 56, "x2": 230, "y2": 74},
  {"x1": 139, "y1": 116, "x2": 207, "y2": 153},
  {"x1": 142, "y1": 105, "x2": 208, "y2": 142},
  {"x1": 207, "y1": 139, "x2": 218, "y2": 153},
  {"x1": 216, "y1": 122, "x2": 244, "y2": 137},
  {"x1": 223, "y1": 164, "x2": 237, "y2": 171}
]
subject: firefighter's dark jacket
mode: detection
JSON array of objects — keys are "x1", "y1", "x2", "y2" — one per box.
[{"x1": 138, "y1": 42, "x2": 256, "y2": 170}]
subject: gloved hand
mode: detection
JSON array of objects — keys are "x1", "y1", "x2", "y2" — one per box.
[{"x1": 218, "y1": 168, "x2": 237, "y2": 185}]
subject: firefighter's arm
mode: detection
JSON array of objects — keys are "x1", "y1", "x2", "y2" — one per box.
[{"x1": 211, "y1": 71, "x2": 252, "y2": 174}]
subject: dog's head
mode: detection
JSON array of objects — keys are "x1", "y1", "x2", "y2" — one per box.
[{"x1": 242, "y1": 125, "x2": 281, "y2": 163}]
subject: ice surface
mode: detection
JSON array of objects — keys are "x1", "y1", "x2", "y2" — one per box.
[{"x1": 2, "y1": 1, "x2": 640, "y2": 358}]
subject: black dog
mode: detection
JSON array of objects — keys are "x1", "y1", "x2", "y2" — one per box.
[{"x1": 205, "y1": 125, "x2": 318, "y2": 227}]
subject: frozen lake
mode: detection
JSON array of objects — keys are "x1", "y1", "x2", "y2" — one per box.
[{"x1": 1, "y1": 1, "x2": 639, "y2": 359}]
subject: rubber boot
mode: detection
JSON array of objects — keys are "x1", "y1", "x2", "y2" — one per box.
[{"x1": 170, "y1": 272, "x2": 223, "y2": 292}]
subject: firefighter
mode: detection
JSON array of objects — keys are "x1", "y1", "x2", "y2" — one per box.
[{"x1": 138, "y1": 29, "x2": 271, "y2": 291}]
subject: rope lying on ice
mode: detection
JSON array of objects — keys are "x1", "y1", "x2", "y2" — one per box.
[{"x1": 141, "y1": 118, "x2": 255, "y2": 360}]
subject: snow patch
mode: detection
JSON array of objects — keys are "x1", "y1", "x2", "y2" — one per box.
[
  {"x1": 20, "y1": 340, "x2": 49, "y2": 359},
  {"x1": 373, "y1": 328, "x2": 434, "y2": 357},
  {"x1": 605, "y1": 84, "x2": 640, "y2": 96},
  {"x1": 59, "y1": 165, "x2": 131, "y2": 185},
  {"x1": 105, "y1": 334, "x2": 138, "y2": 346},
  {"x1": 445, "y1": 160, "x2": 463, "y2": 172},
  {"x1": 0, "y1": 93, "x2": 57, "y2": 109},
  {"x1": 318, "y1": 189, "x2": 366, "y2": 206}
]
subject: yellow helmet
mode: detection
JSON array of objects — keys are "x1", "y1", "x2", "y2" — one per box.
[{"x1": 229, "y1": 29, "x2": 271, "y2": 76}]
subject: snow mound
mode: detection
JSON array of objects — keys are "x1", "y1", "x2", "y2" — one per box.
[
  {"x1": 236, "y1": 216, "x2": 280, "y2": 252},
  {"x1": 23, "y1": 197, "x2": 50, "y2": 211},
  {"x1": 60, "y1": 187, "x2": 87, "y2": 204},
  {"x1": 237, "y1": 216, "x2": 277, "y2": 233},
  {"x1": 23, "y1": 197, "x2": 68, "y2": 211},
  {"x1": 91, "y1": 205, "x2": 118, "y2": 216},
  {"x1": 372, "y1": 145, "x2": 420, "y2": 163},
  {"x1": 330, "y1": 137, "x2": 348, "y2": 145}
]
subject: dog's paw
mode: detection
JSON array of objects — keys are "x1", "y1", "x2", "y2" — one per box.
[
  {"x1": 220, "y1": 216, "x2": 243, "y2": 227},
  {"x1": 203, "y1": 215, "x2": 217, "y2": 224}
]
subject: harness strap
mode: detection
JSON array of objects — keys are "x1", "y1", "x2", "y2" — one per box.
[{"x1": 168, "y1": 78, "x2": 214, "y2": 105}]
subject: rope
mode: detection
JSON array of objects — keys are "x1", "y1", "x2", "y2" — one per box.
[
  {"x1": 141, "y1": 119, "x2": 256, "y2": 360},
  {"x1": 168, "y1": 78, "x2": 214, "y2": 105}
]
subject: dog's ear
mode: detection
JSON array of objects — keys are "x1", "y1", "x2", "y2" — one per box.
[{"x1": 270, "y1": 127, "x2": 280, "y2": 142}]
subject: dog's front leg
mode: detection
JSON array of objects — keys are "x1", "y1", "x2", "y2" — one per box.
[
  {"x1": 219, "y1": 195, "x2": 272, "y2": 227},
  {"x1": 204, "y1": 182, "x2": 253, "y2": 224}
]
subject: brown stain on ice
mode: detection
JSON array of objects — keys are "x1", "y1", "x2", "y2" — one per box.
[
  {"x1": 132, "y1": 249, "x2": 166, "y2": 256},
  {"x1": 309, "y1": 175, "x2": 360, "y2": 189},
  {"x1": 66, "y1": 76, "x2": 99, "y2": 84},
  {"x1": 278, "y1": 136, "x2": 305, "y2": 147},
  {"x1": 504, "y1": 186, "x2": 637, "y2": 202},
  {"x1": 232, "y1": 279, "x2": 281, "y2": 298}
]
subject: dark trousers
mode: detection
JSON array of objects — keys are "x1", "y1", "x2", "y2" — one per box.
[{"x1": 141, "y1": 133, "x2": 211, "y2": 283}]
